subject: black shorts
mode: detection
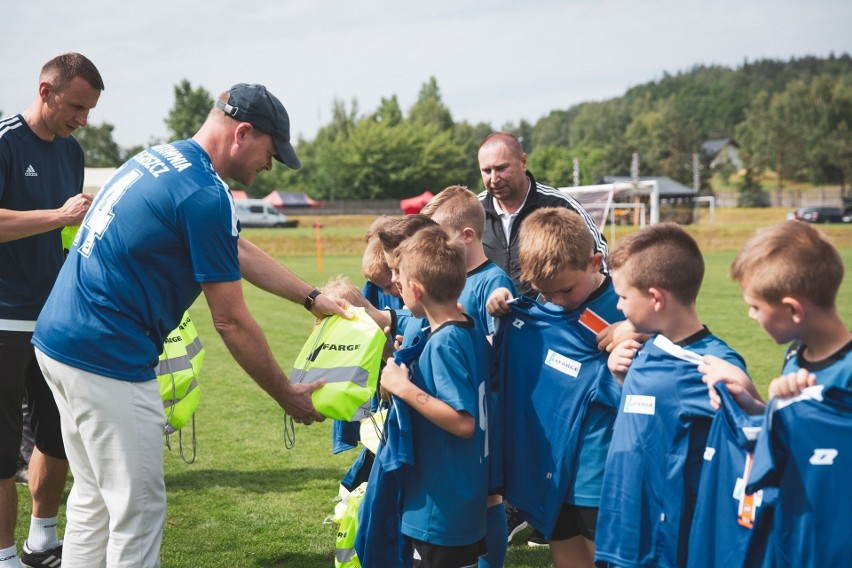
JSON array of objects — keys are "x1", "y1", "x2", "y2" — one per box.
[
  {"x1": 410, "y1": 537, "x2": 486, "y2": 568},
  {"x1": 0, "y1": 331, "x2": 65, "y2": 478},
  {"x1": 550, "y1": 503, "x2": 598, "y2": 541}
]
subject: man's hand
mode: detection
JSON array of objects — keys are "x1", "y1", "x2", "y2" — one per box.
[
  {"x1": 58, "y1": 193, "x2": 94, "y2": 225},
  {"x1": 309, "y1": 293, "x2": 352, "y2": 319},
  {"x1": 768, "y1": 368, "x2": 817, "y2": 400},
  {"x1": 486, "y1": 287, "x2": 515, "y2": 317},
  {"x1": 281, "y1": 379, "x2": 327, "y2": 424}
]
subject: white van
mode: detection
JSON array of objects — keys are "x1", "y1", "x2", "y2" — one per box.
[{"x1": 234, "y1": 199, "x2": 298, "y2": 228}]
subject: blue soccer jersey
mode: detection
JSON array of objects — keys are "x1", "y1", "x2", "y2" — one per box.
[
  {"x1": 459, "y1": 260, "x2": 516, "y2": 335},
  {"x1": 745, "y1": 385, "x2": 852, "y2": 568},
  {"x1": 595, "y1": 329, "x2": 747, "y2": 568},
  {"x1": 401, "y1": 317, "x2": 490, "y2": 547},
  {"x1": 362, "y1": 280, "x2": 403, "y2": 311},
  {"x1": 33, "y1": 140, "x2": 240, "y2": 381},
  {"x1": 781, "y1": 338, "x2": 852, "y2": 389},
  {"x1": 493, "y1": 278, "x2": 623, "y2": 538},
  {"x1": 687, "y1": 383, "x2": 771, "y2": 568}
]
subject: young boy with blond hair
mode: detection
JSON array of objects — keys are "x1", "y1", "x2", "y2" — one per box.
[
  {"x1": 486, "y1": 207, "x2": 625, "y2": 568},
  {"x1": 421, "y1": 185, "x2": 516, "y2": 567},
  {"x1": 379, "y1": 224, "x2": 491, "y2": 567},
  {"x1": 361, "y1": 216, "x2": 403, "y2": 310},
  {"x1": 595, "y1": 222, "x2": 749, "y2": 568},
  {"x1": 695, "y1": 221, "x2": 852, "y2": 567}
]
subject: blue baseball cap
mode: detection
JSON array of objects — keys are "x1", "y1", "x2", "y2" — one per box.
[{"x1": 216, "y1": 83, "x2": 301, "y2": 169}]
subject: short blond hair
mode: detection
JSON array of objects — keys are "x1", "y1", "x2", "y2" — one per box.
[
  {"x1": 319, "y1": 275, "x2": 371, "y2": 310},
  {"x1": 731, "y1": 221, "x2": 843, "y2": 308},
  {"x1": 376, "y1": 214, "x2": 437, "y2": 269},
  {"x1": 608, "y1": 223, "x2": 704, "y2": 305},
  {"x1": 420, "y1": 185, "x2": 485, "y2": 239},
  {"x1": 361, "y1": 237, "x2": 390, "y2": 282},
  {"x1": 396, "y1": 225, "x2": 466, "y2": 303},
  {"x1": 518, "y1": 208, "x2": 596, "y2": 284}
]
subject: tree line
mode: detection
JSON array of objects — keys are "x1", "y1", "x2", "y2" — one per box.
[{"x1": 6, "y1": 55, "x2": 848, "y2": 205}]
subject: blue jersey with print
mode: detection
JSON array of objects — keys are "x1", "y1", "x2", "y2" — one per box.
[
  {"x1": 745, "y1": 385, "x2": 852, "y2": 568},
  {"x1": 458, "y1": 260, "x2": 515, "y2": 335},
  {"x1": 781, "y1": 338, "x2": 852, "y2": 389},
  {"x1": 595, "y1": 330, "x2": 747, "y2": 568},
  {"x1": 33, "y1": 140, "x2": 240, "y2": 381},
  {"x1": 401, "y1": 317, "x2": 490, "y2": 547},
  {"x1": 493, "y1": 278, "x2": 623, "y2": 537},
  {"x1": 0, "y1": 114, "x2": 84, "y2": 323},
  {"x1": 356, "y1": 328, "x2": 429, "y2": 568},
  {"x1": 687, "y1": 383, "x2": 772, "y2": 568}
]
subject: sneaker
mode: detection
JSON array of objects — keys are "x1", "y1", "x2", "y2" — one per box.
[
  {"x1": 505, "y1": 505, "x2": 528, "y2": 544},
  {"x1": 527, "y1": 529, "x2": 549, "y2": 547},
  {"x1": 21, "y1": 541, "x2": 62, "y2": 568}
]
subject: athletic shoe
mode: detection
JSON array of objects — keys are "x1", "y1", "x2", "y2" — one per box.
[
  {"x1": 527, "y1": 529, "x2": 549, "y2": 547},
  {"x1": 21, "y1": 541, "x2": 62, "y2": 568},
  {"x1": 505, "y1": 505, "x2": 528, "y2": 544}
]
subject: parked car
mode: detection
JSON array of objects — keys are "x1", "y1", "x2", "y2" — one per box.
[
  {"x1": 798, "y1": 207, "x2": 846, "y2": 224},
  {"x1": 234, "y1": 199, "x2": 299, "y2": 228}
]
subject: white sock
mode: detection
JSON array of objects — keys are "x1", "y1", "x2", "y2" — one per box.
[
  {"x1": 27, "y1": 515, "x2": 60, "y2": 551},
  {"x1": 0, "y1": 545, "x2": 22, "y2": 568}
]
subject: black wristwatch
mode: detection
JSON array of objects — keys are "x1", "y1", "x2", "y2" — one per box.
[{"x1": 303, "y1": 289, "x2": 321, "y2": 311}]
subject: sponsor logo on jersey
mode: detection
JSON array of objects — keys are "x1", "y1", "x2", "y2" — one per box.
[
  {"x1": 578, "y1": 308, "x2": 609, "y2": 335},
  {"x1": 25, "y1": 164, "x2": 37, "y2": 177},
  {"x1": 624, "y1": 394, "x2": 656, "y2": 415},
  {"x1": 809, "y1": 448, "x2": 838, "y2": 465},
  {"x1": 512, "y1": 318, "x2": 524, "y2": 329},
  {"x1": 544, "y1": 349, "x2": 581, "y2": 378}
]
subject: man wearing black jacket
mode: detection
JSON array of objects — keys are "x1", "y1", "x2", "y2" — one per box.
[{"x1": 477, "y1": 132, "x2": 608, "y2": 298}]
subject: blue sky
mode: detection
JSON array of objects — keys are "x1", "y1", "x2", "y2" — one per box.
[{"x1": 2, "y1": 0, "x2": 850, "y2": 148}]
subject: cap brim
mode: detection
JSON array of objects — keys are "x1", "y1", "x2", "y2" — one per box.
[{"x1": 273, "y1": 138, "x2": 302, "y2": 170}]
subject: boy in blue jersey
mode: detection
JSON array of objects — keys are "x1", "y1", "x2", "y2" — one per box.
[
  {"x1": 700, "y1": 220, "x2": 851, "y2": 405},
  {"x1": 421, "y1": 185, "x2": 516, "y2": 568},
  {"x1": 598, "y1": 223, "x2": 748, "y2": 568},
  {"x1": 362, "y1": 216, "x2": 403, "y2": 312},
  {"x1": 486, "y1": 207, "x2": 625, "y2": 568},
  {"x1": 380, "y1": 225, "x2": 491, "y2": 568},
  {"x1": 696, "y1": 221, "x2": 851, "y2": 567}
]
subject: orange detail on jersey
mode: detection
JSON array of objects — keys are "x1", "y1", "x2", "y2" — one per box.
[
  {"x1": 579, "y1": 308, "x2": 609, "y2": 335},
  {"x1": 738, "y1": 453, "x2": 757, "y2": 529}
]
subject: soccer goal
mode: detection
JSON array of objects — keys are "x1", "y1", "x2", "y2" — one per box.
[{"x1": 559, "y1": 180, "x2": 661, "y2": 231}]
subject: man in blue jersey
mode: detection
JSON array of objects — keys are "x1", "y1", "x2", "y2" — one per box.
[
  {"x1": 477, "y1": 132, "x2": 608, "y2": 299},
  {"x1": 31, "y1": 83, "x2": 348, "y2": 567},
  {"x1": 0, "y1": 52, "x2": 104, "y2": 568}
]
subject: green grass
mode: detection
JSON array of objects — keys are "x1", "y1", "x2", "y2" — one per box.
[{"x1": 15, "y1": 225, "x2": 852, "y2": 567}]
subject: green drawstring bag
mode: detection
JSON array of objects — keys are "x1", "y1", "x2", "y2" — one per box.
[
  {"x1": 334, "y1": 482, "x2": 367, "y2": 568},
  {"x1": 291, "y1": 307, "x2": 385, "y2": 422}
]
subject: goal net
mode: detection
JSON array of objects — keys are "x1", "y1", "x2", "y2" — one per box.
[{"x1": 559, "y1": 181, "x2": 661, "y2": 232}]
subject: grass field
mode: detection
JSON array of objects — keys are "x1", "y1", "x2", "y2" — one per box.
[{"x1": 15, "y1": 210, "x2": 851, "y2": 567}]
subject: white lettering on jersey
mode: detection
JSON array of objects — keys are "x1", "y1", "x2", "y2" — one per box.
[
  {"x1": 544, "y1": 349, "x2": 581, "y2": 378},
  {"x1": 703, "y1": 447, "x2": 716, "y2": 461},
  {"x1": 809, "y1": 448, "x2": 838, "y2": 465},
  {"x1": 78, "y1": 170, "x2": 143, "y2": 257},
  {"x1": 624, "y1": 395, "x2": 656, "y2": 415},
  {"x1": 512, "y1": 319, "x2": 524, "y2": 330},
  {"x1": 132, "y1": 150, "x2": 170, "y2": 178}
]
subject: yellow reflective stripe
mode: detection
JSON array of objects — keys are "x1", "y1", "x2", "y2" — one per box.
[
  {"x1": 334, "y1": 547, "x2": 357, "y2": 563},
  {"x1": 163, "y1": 378, "x2": 199, "y2": 409},
  {"x1": 155, "y1": 337, "x2": 204, "y2": 376}
]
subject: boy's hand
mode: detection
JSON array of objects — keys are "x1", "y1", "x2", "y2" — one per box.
[
  {"x1": 698, "y1": 355, "x2": 765, "y2": 414},
  {"x1": 486, "y1": 287, "x2": 515, "y2": 317},
  {"x1": 768, "y1": 368, "x2": 817, "y2": 400},
  {"x1": 608, "y1": 339, "x2": 642, "y2": 384},
  {"x1": 381, "y1": 358, "x2": 411, "y2": 397},
  {"x1": 597, "y1": 320, "x2": 650, "y2": 353}
]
